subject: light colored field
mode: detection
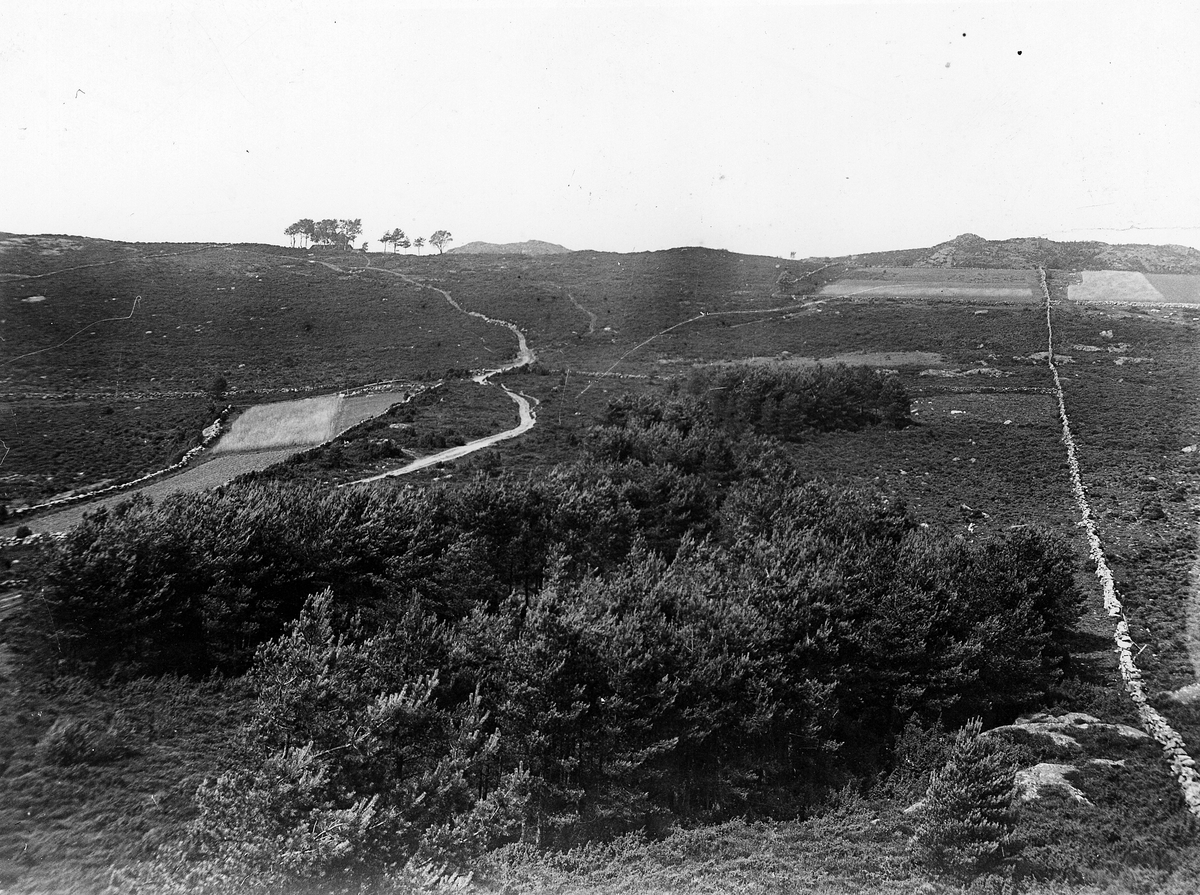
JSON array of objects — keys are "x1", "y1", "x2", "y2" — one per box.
[
  {"x1": 912, "y1": 393, "x2": 1059, "y2": 426},
  {"x1": 1144, "y1": 274, "x2": 1200, "y2": 304},
  {"x1": 214, "y1": 390, "x2": 406, "y2": 454},
  {"x1": 820, "y1": 280, "x2": 1033, "y2": 299},
  {"x1": 0, "y1": 389, "x2": 412, "y2": 537},
  {"x1": 1068, "y1": 270, "x2": 1165, "y2": 304},
  {"x1": 214, "y1": 395, "x2": 342, "y2": 453},
  {"x1": 844, "y1": 267, "x2": 1036, "y2": 284},
  {"x1": 732, "y1": 351, "x2": 946, "y2": 368},
  {"x1": 333, "y1": 391, "x2": 406, "y2": 435},
  {"x1": 820, "y1": 268, "x2": 1036, "y2": 301}
]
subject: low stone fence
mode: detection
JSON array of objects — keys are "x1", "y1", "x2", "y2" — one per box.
[
  {"x1": 5, "y1": 405, "x2": 232, "y2": 521},
  {"x1": 1041, "y1": 266, "x2": 1200, "y2": 815}
]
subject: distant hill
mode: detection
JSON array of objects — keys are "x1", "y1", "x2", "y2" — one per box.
[
  {"x1": 447, "y1": 239, "x2": 570, "y2": 256},
  {"x1": 834, "y1": 232, "x2": 1200, "y2": 273}
]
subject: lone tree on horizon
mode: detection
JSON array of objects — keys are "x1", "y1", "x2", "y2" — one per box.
[
  {"x1": 429, "y1": 230, "x2": 453, "y2": 254},
  {"x1": 413, "y1": 236, "x2": 425, "y2": 255}
]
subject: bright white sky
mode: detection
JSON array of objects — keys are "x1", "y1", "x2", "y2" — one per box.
[{"x1": 3, "y1": 0, "x2": 1199, "y2": 258}]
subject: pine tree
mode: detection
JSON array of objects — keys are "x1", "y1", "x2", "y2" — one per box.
[{"x1": 913, "y1": 718, "x2": 1018, "y2": 877}]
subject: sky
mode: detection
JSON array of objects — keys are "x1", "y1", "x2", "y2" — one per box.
[{"x1": 4, "y1": 0, "x2": 1200, "y2": 258}]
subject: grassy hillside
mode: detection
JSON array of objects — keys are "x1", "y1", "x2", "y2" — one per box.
[
  {"x1": 4, "y1": 233, "x2": 1200, "y2": 892},
  {"x1": 840, "y1": 232, "x2": 1200, "y2": 273},
  {"x1": 447, "y1": 239, "x2": 571, "y2": 255}
]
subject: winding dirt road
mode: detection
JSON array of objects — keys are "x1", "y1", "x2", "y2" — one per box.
[
  {"x1": 342, "y1": 265, "x2": 538, "y2": 484},
  {"x1": 2, "y1": 255, "x2": 540, "y2": 535}
]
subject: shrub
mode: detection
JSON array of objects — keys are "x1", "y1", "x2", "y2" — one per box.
[
  {"x1": 36, "y1": 715, "x2": 131, "y2": 766},
  {"x1": 913, "y1": 718, "x2": 1018, "y2": 878}
]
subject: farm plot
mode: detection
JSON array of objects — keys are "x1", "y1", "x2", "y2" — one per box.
[
  {"x1": 1068, "y1": 270, "x2": 1168, "y2": 305},
  {"x1": 1145, "y1": 273, "x2": 1200, "y2": 305},
  {"x1": 214, "y1": 395, "x2": 342, "y2": 453},
  {"x1": 214, "y1": 390, "x2": 406, "y2": 454},
  {"x1": 819, "y1": 267, "x2": 1037, "y2": 302}
]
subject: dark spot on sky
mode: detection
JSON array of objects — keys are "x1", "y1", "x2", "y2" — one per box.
[{"x1": 1017, "y1": 50, "x2": 1023, "y2": 55}]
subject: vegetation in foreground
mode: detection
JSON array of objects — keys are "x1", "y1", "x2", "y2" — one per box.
[
  {"x1": 5, "y1": 365, "x2": 1186, "y2": 894},
  {"x1": 5, "y1": 233, "x2": 1200, "y2": 892}
]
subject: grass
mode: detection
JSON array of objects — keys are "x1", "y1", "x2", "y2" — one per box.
[
  {"x1": 1046, "y1": 299, "x2": 1200, "y2": 755},
  {"x1": 819, "y1": 266, "x2": 1038, "y2": 302},
  {"x1": 1, "y1": 244, "x2": 503, "y2": 398},
  {"x1": 0, "y1": 396, "x2": 216, "y2": 506},
  {"x1": 4, "y1": 239, "x2": 1200, "y2": 891},
  {"x1": 0, "y1": 669, "x2": 252, "y2": 893},
  {"x1": 1144, "y1": 274, "x2": 1200, "y2": 304},
  {"x1": 213, "y1": 394, "x2": 342, "y2": 453},
  {"x1": 253, "y1": 378, "x2": 522, "y2": 486},
  {"x1": 1068, "y1": 271, "x2": 1167, "y2": 305}
]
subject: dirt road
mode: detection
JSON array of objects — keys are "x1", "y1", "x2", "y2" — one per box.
[{"x1": 2, "y1": 256, "x2": 541, "y2": 533}]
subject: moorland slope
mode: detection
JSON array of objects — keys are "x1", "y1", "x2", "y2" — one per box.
[
  {"x1": 839, "y1": 231, "x2": 1200, "y2": 272},
  {"x1": 448, "y1": 239, "x2": 570, "y2": 255},
  {"x1": 4, "y1": 232, "x2": 1200, "y2": 893}
]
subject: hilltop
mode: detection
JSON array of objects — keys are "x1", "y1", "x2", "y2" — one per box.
[
  {"x1": 835, "y1": 232, "x2": 1200, "y2": 273},
  {"x1": 447, "y1": 239, "x2": 570, "y2": 255}
]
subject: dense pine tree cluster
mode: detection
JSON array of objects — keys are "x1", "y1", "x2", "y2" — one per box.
[{"x1": 28, "y1": 377, "x2": 1083, "y2": 885}]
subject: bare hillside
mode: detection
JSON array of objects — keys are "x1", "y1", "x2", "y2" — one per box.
[
  {"x1": 448, "y1": 239, "x2": 570, "y2": 255},
  {"x1": 836, "y1": 232, "x2": 1200, "y2": 272}
]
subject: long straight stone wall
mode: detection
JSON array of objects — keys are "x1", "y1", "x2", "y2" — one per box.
[{"x1": 1041, "y1": 267, "x2": 1200, "y2": 815}]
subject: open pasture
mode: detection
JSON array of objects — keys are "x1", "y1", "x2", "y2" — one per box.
[
  {"x1": 214, "y1": 395, "x2": 341, "y2": 453},
  {"x1": 1145, "y1": 274, "x2": 1200, "y2": 305},
  {"x1": 819, "y1": 267, "x2": 1037, "y2": 302},
  {"x1": 214, "y1": 390, "x2": 406, "y2": 454},
  {"x1": 730, "y1": 350, "x2": 947, "y2": 369},
  {"x1": 1068, "y1": 270, "x2": 1172, "y2": 305},
  {"x1": 910, "y1": 391, "x2": 1059, "y2": 427}
]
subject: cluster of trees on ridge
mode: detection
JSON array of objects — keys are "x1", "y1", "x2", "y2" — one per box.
[
  {"x1": 283, "y1": 218, "x2": 362, "y2": 250},
  {"x1": 282, "y1": 219, "x2": 453, "y2": 254},
  {"x1": 27, "y1": 365, "x2": 1084, "y2": 889},
  {"x1": 379, "y1": 228, "x2": 453, "y2": 255}
]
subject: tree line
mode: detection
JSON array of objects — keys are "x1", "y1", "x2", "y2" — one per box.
[
  {"x1": 283, "y1": 219, "x2": 453, "y2": 255},
  {"x1": 380, "y1": 228, "x2": 453, "y2": 255},
  {"x1": 283, "y1": 218, "x2": 362, "y2": 250},
  {"x1": 29, "y1": 367, "x2": 1084, "y2": 888}
]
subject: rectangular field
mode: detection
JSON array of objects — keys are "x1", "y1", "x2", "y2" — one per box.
[
  {"x1": 1144, "y1": 273, "x2": 1200, "y2": 304},
  {"x1": 819, "y1": 267, "x2": 1037, "y2": 302},
  {"x1": 1068, "y1": 270, "x2": 1170, "y2": 304},
  {"x1": 213, "y1": 390, "x2": 407, "y2": 454},
  {"x1": 214, "y1": 395, "x2": 342, "y2": 453}
]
